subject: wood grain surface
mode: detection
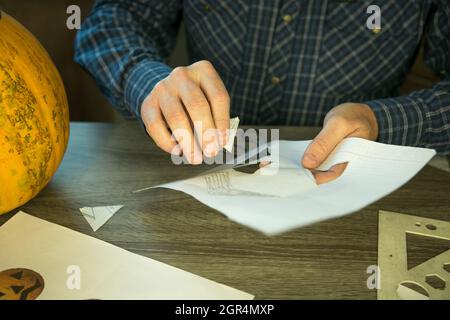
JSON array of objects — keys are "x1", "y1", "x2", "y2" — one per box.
[{"x1": 1, "y1": 122, "x2": 449, "y2": 299}]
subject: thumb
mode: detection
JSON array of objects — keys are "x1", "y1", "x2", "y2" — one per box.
[{"x1": 302, "y1": 119, "x2": 348, "y2": 169}]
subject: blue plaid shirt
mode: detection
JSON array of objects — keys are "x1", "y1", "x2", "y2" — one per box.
[{"x1": 74, "y1": 0, "x2": 450, "y2": 154}]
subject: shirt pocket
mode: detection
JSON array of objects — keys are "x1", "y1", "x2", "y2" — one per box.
[
  {"x1": 183, "y1": 0, "x2": 249, "y2": 75},
  {"x1": 315, "y1": 0, "x2": 422, "y2": 98}
]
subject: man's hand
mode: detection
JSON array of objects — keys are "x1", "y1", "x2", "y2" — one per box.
[
  {"x1": 141, "y1": 60, "x2": 230, "y2": 164},
  {"x1": 302, "y1": 103, "x2": 379, "y2": 184}
]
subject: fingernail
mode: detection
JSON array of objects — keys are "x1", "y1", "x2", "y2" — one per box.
[
  {"x1": 303, "y1": 154, "x2": 317, "y2": 168},
  {"x1": 171, "y1": 144, "x2": 182, "y2": 156}
]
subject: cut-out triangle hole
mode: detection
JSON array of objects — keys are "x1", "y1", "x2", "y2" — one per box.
[
  {"x1": 406, "y1": 232, "x2": 450, "y2": 270},
  {"x1": 10, "y1": 271, "x2": 23, "y2": 280},
  {"x1": 10, "y1": 285, "x2": 24, "y2": 294}
]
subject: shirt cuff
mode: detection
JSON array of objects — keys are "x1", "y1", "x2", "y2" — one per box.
[
  {"x1": 365, "y1": 96, "x2": 429, "y2": 147},
  {"x1": 124, "y1": 60, "x2": 172, "y2": 121}
]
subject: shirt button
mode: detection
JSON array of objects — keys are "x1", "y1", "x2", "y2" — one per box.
[
  {"x1": 271, "y1": 76, "x2": 281, "y2": 85},
  {"x1": 282, "y1": 14, "x2": 293, "y2": 24}
]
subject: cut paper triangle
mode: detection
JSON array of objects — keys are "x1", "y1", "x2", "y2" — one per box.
[{"x1": 79, "y1": 205, "x2": 123, "y2": 232}]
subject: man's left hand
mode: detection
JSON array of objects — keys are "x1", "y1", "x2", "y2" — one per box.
[{"x1": 302, "y1": 103, "x2": 379, "y2": 184}]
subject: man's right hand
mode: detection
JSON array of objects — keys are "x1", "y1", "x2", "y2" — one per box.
[{"x1": 141, "y1": 60, "x2": 230, "y2": 164}]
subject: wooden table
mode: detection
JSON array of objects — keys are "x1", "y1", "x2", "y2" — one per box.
[{"x1": 1, "y1": 122, "x2": 449, "y2": 299}]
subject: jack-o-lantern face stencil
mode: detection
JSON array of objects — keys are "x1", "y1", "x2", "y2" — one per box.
[{"x1": 0, "y1": 268, "x2": 45, "y2": 300}]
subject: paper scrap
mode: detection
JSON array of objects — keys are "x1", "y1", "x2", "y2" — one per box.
[
  {"x1": 0, "y1": 212, "x2": 254, "y2": 300},
  {"x1": 155, "y1": 138, "x2": 436, "y2": 235},
  {"x1": 224, "y1": 117, "x2": 239, "y2": 152},
  {"x1": 79, "y1": 205, "x2": 123, "y2": 232}
]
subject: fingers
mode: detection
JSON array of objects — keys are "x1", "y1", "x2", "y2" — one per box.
[
  {"x1": 158, "y1": 85, "x2": 203, "y2": 165},
  {"x1": 302, "y1": 102, "x2": 379, "y2": 184},
  {"x1": 177, "y1": 75, "x2": 219, "y2": 157},
  {"x1": 302, "y1": 115, "x2": 350, "y2": 185},
  {"x1": 302, "y1": 117, "x2": 348, "y2": 169},
  {"x1": 194, "y1": 61, "x2": 230, "y2": 147},
  {"x1": 312, "y1": 162, "x2": 348, "y2": 185},
  {"x1": 141, "y1": 61, "x2": 231, "y2": 164},
  {"x1": 141, "y1": 101, "x2": 180, "y2": 155}
]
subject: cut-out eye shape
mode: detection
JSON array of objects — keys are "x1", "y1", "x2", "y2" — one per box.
[
  {"x1": 0, "y1": 292, "x2": 5, "y2": 298},
  {"x1": 10, "y1": 271, "x2": 23, "y2": 280},
  {"x1": 426, "y1": 224, "x2": 437, "y2": 231},
  {"x1": 425, "y1": 274, "x2": 446, "y2": 290}
]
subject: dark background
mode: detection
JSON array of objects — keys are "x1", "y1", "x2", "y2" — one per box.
[{"x1": 0, "y1": 0, "x2": 439, "y2": 123}]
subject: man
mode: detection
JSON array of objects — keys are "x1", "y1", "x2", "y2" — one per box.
[{"x1": 75, "y1": 0, "x2": 450, "y2": 183}]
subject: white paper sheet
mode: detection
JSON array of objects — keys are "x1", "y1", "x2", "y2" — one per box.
[
  {"x1": 79, "y1": 205, "x2": 123, "y2": 232},
  {"x1": 0, "y1": 212, "x2": 254, "y2": 300},
  {"x1": 156, "y1": 138, "x2": 436, "y2": 235}
]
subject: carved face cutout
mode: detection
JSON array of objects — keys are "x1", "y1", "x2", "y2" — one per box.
[{"x1": 0, "y1": 268, "x2": 45, "y2": 300}]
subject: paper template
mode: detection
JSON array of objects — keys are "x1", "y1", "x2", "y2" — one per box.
[
  {"x1": 378, "y1": 211, "x2": 450, "y2": 300},
  {"x1": 79, "y1": 205, "x2": 123, "y2": 232},
  {"x1": 0, "y1": 212, "x2": 254, "y2": 300},
  {"x1": 155, "y1": 138, "x2": 435, "y2": 235}
]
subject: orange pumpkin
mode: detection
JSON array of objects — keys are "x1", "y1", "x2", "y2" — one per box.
[{"x1": 0, "y1": 11, "x2": 69, "y2": 214}]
